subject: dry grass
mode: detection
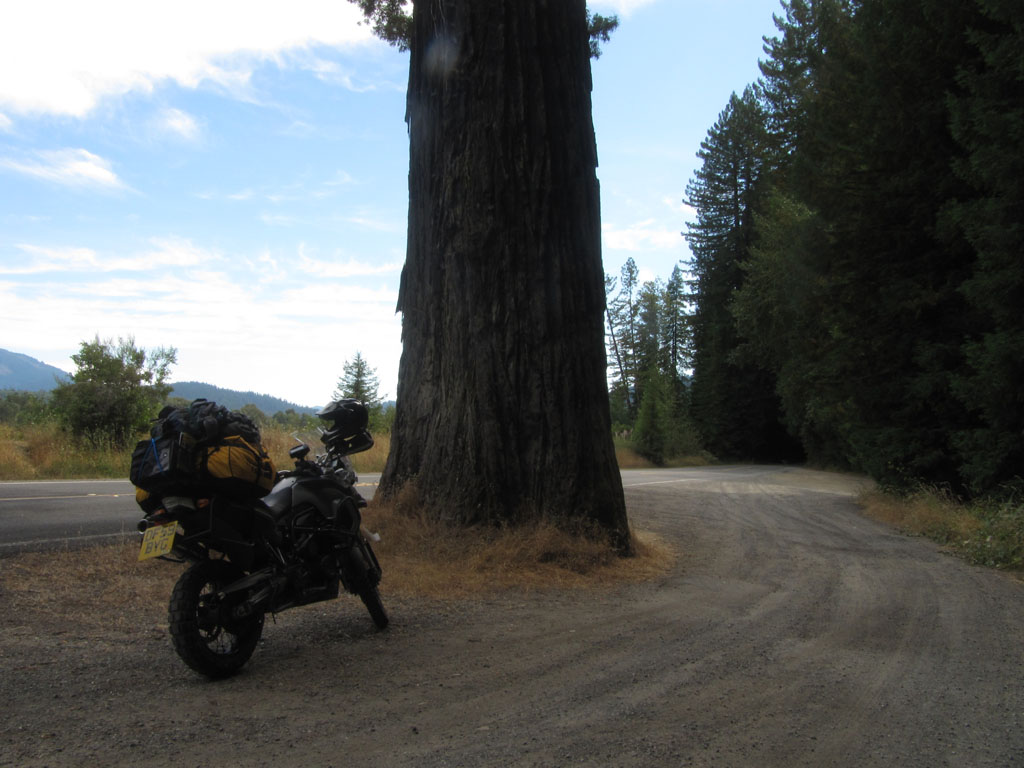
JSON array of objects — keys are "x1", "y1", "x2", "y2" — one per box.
[
  {"x1": 0, "y1": 537, "x2": 180, "y2": 636},
  {"x1": 0, "y1": 423, "x2": 391, "y2": 482},
  {"x1": 614, "y1": 440, "x2": 713, "y2": 471},
  {"x1": 0, "y1": 423, "x2": 130, "y2": 481},
  {"x1": 860, "y1": 487, "x2": 1024, "y2": 571},
  {"x1": 348, "y1": 432, "x2": 391, "y2": 474},
  {"x1": 237, "y1": 426, "x2": 391, "y2": 476},
  {"x1": 0, "y1": 425, "x2": 35, "y2": 479},
  {"x1": 0, "y1": 505, "x2": 674, "y2": 633},
  {"x1": 362, "y1": 493, "x2": 675, "y2": 599},
  {"x1": 614, "y1": 443, "x2": 656, "y2": 469},
  {"x1": 860, "y1": 488, "x2": 982, "y2": 545}
]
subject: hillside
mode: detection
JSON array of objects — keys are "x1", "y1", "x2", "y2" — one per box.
[
  {"x1": 169, "y1": 381, "x2": 320, "y2": 415},
  {"x1": 0, "y1": 349, "x2": 319, "y2": 415},
  {"x1": 0, "y1": 349, "x2": 69, "y2": 391}
]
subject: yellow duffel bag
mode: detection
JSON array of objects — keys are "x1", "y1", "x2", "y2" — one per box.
[{"x1": 199, "y1": 435, "x2": 276, "y2": 498}]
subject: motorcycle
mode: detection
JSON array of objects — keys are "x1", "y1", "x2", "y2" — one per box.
[{"x1": 135, "y1": 399, "x2": 387, "y2": 679}]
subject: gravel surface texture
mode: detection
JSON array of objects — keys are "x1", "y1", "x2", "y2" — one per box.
[{"x1": 2, "y1": 466, "x2": 1022, "y2": 767}]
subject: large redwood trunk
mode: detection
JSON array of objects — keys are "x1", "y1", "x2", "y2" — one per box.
[{"x1": 379, "y1": 0, "x2": 629, "y2": 549}]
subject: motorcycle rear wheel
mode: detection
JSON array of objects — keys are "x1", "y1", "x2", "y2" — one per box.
[
  {"x1": 359, "y1": 585, "x2": 389, "y2": 630},
  {"x1": 168, "y1": 559, "x2": 264, "y2": 679}
]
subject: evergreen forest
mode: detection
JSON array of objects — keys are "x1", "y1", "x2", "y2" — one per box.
[{"x1": 617, "y1": 0, "x2": 1022, "y2": 498}]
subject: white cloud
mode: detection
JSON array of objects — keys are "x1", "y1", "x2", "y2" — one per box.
[
  {"x1": 324, "y1": 170, "x2": 356, "y2": 187},
  {"x1": 305, "y1": 58, "x2": 379, "y2": 93},
  {"x1": 155, "y1": 107, "x2": 201, "y2": 141},
  {"x1": 590, "y1": 0, "x2": 660, "y2": 17},
  {"x1": 299, "y1": 253, "x2": 403, "y2": 279},
  {"x1": 665, "y1": 196, "x2": 697, "y2": 222},
  {"x1": 0, "y1": 148, "x2": 128, "y2": 190},
  {"x1": 207, "y1": 172, "x2": 360, "y2": 205},
  {"x1": 603, "y1": 218, "x2": 684, "y2": 252},
  {"x1": 260, "y1": 212, "x2": 299, "y2": 227},
  {"x1": 0, "y1": 247, "x2": 404, "y2": 406},
  {"x1": 140, "y1": 237, "x2": 218, "y2": 268},
  {"x1": 0, "y1": 112, "x2": 11, "y2": 132},
  {"x1": 0, "y1": 0, "x2": 376, "y2": 118},
  {"x1": 4, "y1": 244, "x2": 101, "y2": 273},
  {"x1": 6, "y1": 237, "x2": 214, "y2": 275},
  {"x1": 339, "y1": 213, "x2": 404, "y2": 232}
]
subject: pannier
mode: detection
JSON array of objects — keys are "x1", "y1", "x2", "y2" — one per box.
[
  {"x1": 130, "y1": 432, "x2": 199, "y2": 494},
  {"x1": 130, "y1": 399, "x2": 275, "y2": 501}
]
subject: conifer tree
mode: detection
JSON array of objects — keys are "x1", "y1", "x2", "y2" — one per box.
[
  {"x1": 947, "y1": 0, "x2": 1024, "y2": 493},
  {"x1": 684, "y1": 87, "x2": 794, "y2": 461},
  {"x1": 333, "y1": 351, "x2": 381, "y2": 408}
]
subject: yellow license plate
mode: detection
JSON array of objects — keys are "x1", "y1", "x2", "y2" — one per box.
[{"x1": 138, "y1": 522, "x2": 177, "y2": 561}]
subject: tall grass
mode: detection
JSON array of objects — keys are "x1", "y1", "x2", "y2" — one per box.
[
  {"x1": 0, "y1": 421, "x2": 391, "y2": 482},
  {"x1": 0, "y1": 423, "x2": 130, "y2": 480},
  {"x1": 260, "y1": 425, "x2": 390, "y2": 474},
  {"x1": 861, "y1": 487, "x2": 1024, "y2": 571},
  {"x1": 2, "y1": 423, "x2": 686, "y2": 481},
  {"x1": 613, "y1": 436, "x2": 713, "y2": 470}
]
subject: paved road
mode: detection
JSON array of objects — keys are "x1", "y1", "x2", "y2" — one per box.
[
  {"x1": 0, "y1": 474, "x2": 383, "y2": 554},
  {"x1": 0, "y1": 479, "x2": 141, "y2": 553},
  {"x1": 0, "y1": 467, "x2": 788, "y2": 554}
]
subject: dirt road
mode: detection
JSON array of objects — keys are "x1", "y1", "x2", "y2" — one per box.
[{"x1": 2, "y1": 466, "x2": 1022, "y2": 767}]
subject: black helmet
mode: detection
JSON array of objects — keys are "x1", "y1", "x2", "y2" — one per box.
[
  {"x1": 318, "y1": 399, "x2": 373, "y2": 455},
  {"x1": 317, "y1": 399, "x2": 369, "y2": 434}
]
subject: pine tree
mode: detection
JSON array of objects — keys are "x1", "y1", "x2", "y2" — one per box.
[
  {"x1": 333, "y1": 351, "x2": 381, "y2": 407},
  {"x1": 684, "y1": 87, "x2": 794, "y2": 461},
  {"x1": 947, "y1": 0, "x2": 1024, "y2": 493},
  {"x1": 605, "y1": 258, "x2": 641, "y2": 417},
  {"x1": 632, "y1": 365, "x2": 672, "y2": 466},
  {"x1": 661, "y1": 264, "x2": 691, "y2": 388},
  {"x1": 739, "y1": 0, "x2": 1004, "y2": 490}
]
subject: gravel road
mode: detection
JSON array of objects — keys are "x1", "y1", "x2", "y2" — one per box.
[{"x1": 1, "y1": 466, "x2": 1022, "y2": 767}]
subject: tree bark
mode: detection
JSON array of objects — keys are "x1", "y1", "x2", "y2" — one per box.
[{"x1": 379, "y1": 0, "x2": 630, "y2": 550}]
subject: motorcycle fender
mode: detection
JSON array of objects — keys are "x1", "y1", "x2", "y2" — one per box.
[{"x1": 339, "y1": 541, "x2": 381, "y2": 594}]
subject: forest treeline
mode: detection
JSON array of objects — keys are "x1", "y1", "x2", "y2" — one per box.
[{"x1": 643, "y1": 0, "x2": 1020, "y2": 497}]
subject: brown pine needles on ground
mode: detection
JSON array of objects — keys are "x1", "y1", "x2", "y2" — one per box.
[
  {"x1": 0, "y1": 507, "x2": 674, "y2": 637},
  {"x1": 361, "y1": 497, "x2": 675, "y2": 598}
]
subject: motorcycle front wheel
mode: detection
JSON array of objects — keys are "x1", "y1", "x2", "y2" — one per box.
[
  {"x1": 359, "y1": 585, "x2": 389, "y2": 630},
  {"x1": 168, "y1": 559, "x2": 264, "y2": 679}
]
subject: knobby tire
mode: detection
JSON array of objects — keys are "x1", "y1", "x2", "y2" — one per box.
[
  {"x1": 168, "y1": 559, "x2": 264, "y2": 679},
  {"x1": 359, "y1": 585, "x2": 389, "y2": 630}
]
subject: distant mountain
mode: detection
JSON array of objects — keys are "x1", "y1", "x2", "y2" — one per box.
[
  {"x1": 169, "y1": 381, "x2": 321, "y2": 415},
  {"x1": 0, "y1": 349, "x2": 329, "y2": 415},
  {"x1": 0, "y1": 349, "x2": 69, "y2": 391}
]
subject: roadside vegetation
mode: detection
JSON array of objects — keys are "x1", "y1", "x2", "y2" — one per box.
[
  {"x1": 861, "y1": 487, "x2": 1024, "y2": 572},
  {"x1": 0, "y1": 420, "x2": 391, "y2": 480},
  {"x1": 2, "y1": 335, "x2": 1019, "y2": 576},
  {"x1": 0, "y1": 421, "x2": 710, "y2": 480}
]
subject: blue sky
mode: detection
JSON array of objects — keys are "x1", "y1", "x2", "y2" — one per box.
[{"x1": 0, "y1": 0, "x2": 783, "y2": 408}]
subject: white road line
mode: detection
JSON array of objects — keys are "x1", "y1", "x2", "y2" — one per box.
[
  {"x1": 0, "y1": 531, "x2": 131, "y2": 549},
  {"x1": 0, "y1": 494, "x2": 126, "y2": 502},
  {"x1": 622, "y1": 479, "x2": 700, "y2": 488}
]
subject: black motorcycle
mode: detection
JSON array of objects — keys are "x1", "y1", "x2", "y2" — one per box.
[{"x1": 136, "y1": 399, "x2": 386, "y2": 679}]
